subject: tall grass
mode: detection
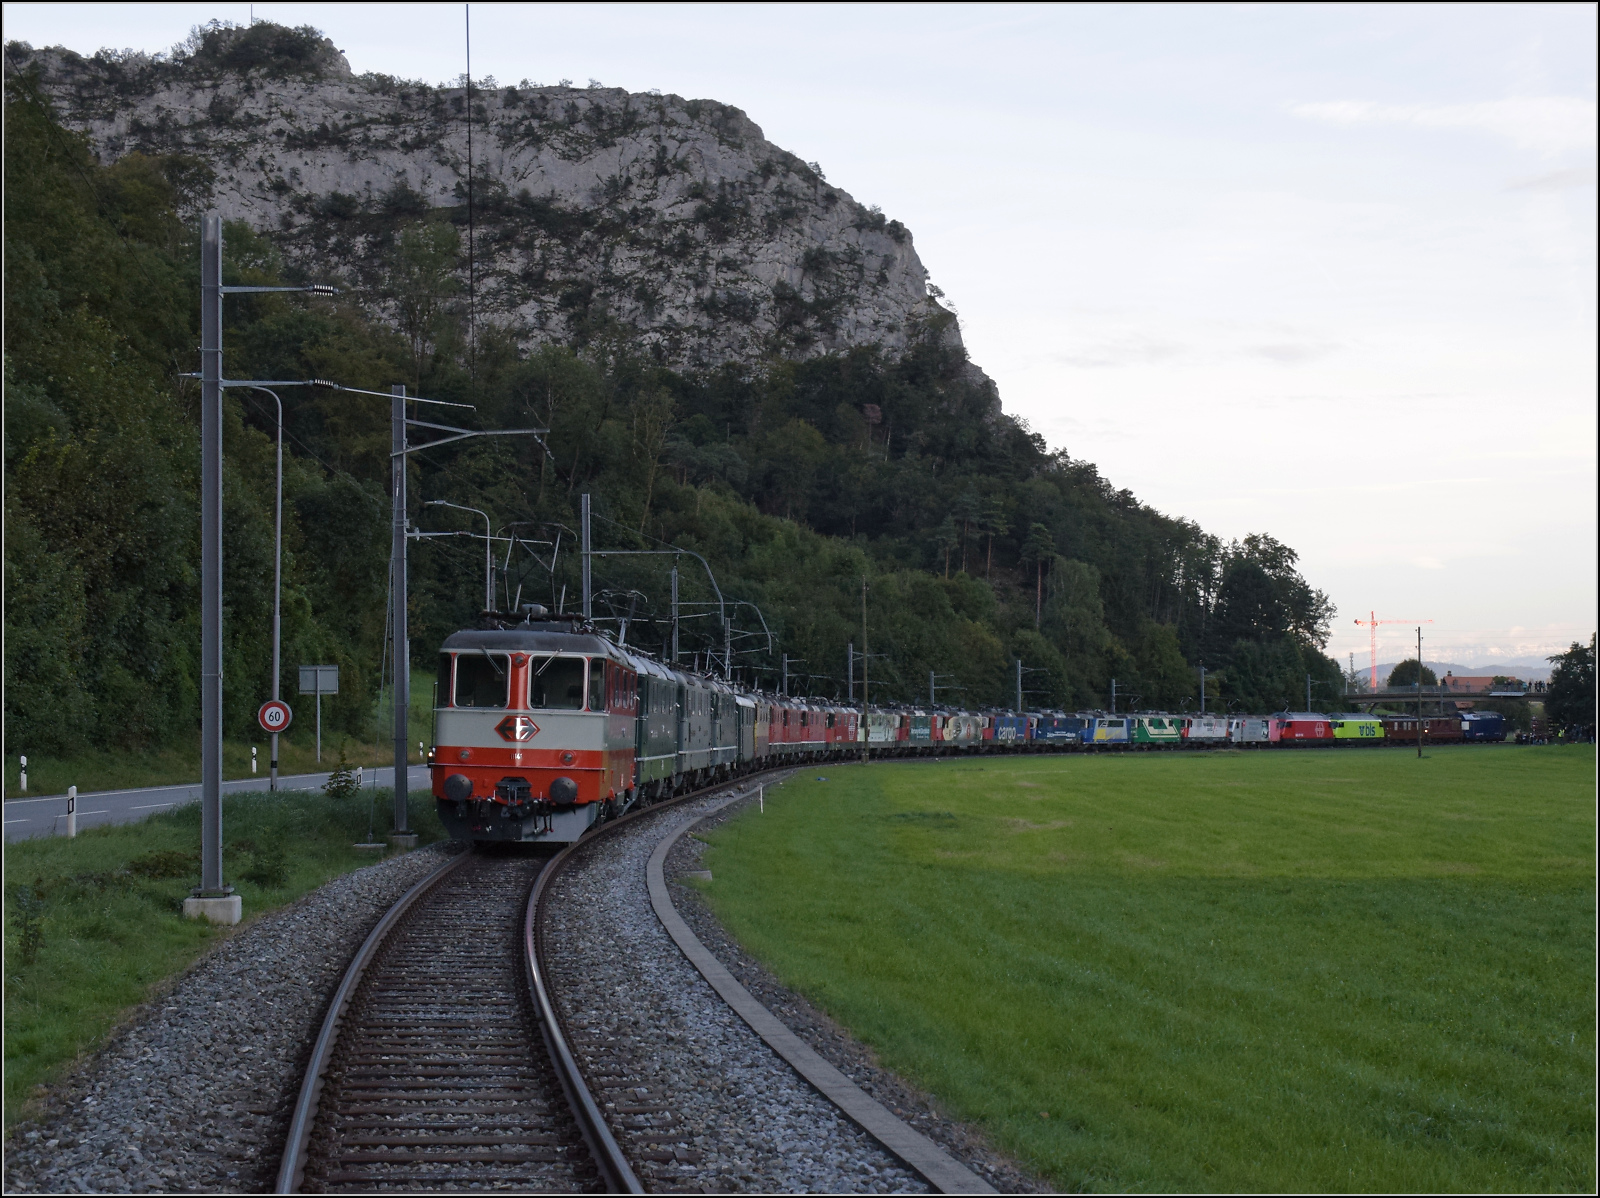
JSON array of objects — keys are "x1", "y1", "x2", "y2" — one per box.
[
  {"x1": 3, "y1": 788, "x2": 445, "y2": 1124},
  {"x1": 702, "y1": 746, "x2": 1595, "y2": 1192}
]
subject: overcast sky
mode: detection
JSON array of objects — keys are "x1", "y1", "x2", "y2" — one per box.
[{"x1": 8, "y1": 2, "x2": 1596, "y2": 669}]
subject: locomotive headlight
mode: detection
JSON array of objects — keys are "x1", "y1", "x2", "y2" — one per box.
[
  {"x1": 443, "y1": 773, "x2": 473, "y2": 802},
  {"x1": 549, "y1": 776, "x2": 579, "y2": 806}
]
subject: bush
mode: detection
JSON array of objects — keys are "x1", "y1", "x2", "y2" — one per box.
[
  {"x1": 241, "y1": 842, "x2": 289, "y2": 888},
  {"x1": 8, "y1": 885, "x2": 47, "y2": 966},
  {"x1": 127, "y1": 848, "x2": 198, "y2": 879},
  {"x1": 323, "y1": 751, "x2": 360, "y2": 798}
]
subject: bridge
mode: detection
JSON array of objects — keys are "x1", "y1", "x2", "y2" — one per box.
[{"x1": 1340, "y1": 688, "x2": 1541, "y2": 708}]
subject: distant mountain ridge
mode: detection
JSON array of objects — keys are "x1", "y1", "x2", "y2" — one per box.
[
  {"x1": 9, "y1": 23, "x2": 994, "y2": 392},
  {"x1": 1358, "y1": 661, "x2": 1552, "y2": 685}
]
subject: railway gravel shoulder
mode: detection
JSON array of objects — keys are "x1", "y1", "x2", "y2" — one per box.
[
  {"x1": 4, "y1": 843, "x2": 461, "y2": 1195},
  {"x1": 666, "y1": 794, "x2": 1047, "y2": 1194},
  {"x1": 544, "y1": 788, "x2": 930, "y2": 1193}
]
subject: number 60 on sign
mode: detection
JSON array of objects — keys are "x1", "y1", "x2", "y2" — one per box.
[{"x1": 258, "y1": 700, "x2": 293, "y2": 732}]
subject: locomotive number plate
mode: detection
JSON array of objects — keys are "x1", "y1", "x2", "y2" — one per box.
[{"x1": 495, "y1": 715, "x2": 540, "y2": 742}]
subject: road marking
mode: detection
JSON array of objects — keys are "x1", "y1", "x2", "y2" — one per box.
[
  {"x1": 5, "y1": 819, "x2": 30, "y2": 825},
  {"x1": 131, "y1": 803, "x2": 174, "y2": 810},
  {"x1": 77, "y1": 809, "x2": 110, "y2": 815}
]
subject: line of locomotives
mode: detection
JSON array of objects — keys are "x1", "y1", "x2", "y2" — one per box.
[{"x1": 430, "y1": 611, "x2": 1510, "y2": 845}]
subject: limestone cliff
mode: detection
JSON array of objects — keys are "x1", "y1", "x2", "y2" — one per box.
[{"x1": 10, "y1": 24, "x2": 992, "y2": 389}]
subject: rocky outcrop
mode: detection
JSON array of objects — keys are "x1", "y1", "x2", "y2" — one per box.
[{"x1": 10, "y1": 25, "x2": 991, "y2": 387}]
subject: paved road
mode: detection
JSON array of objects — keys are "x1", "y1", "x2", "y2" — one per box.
[{"x1": 4, "y1": 765, "x2": 433, "y2": 843}]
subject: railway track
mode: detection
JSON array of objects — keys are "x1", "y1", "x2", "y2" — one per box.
[
  {"x1": 275, "y1": 847, "x2": 635, "y2": 1194},
  {"x1": 277, "y1": 768, "x2": 992, "y2": 1193}
]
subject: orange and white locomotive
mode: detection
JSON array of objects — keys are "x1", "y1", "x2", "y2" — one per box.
[{"x1": 432, "y1": 618, "x2": 641, "y2": 843}]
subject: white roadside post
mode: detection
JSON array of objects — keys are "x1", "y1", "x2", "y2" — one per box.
[
  {"x1": 18, "y1": 756, "x2": 26, "y2": 792},
  {"x1": 251, "y1": 746, "x2": 257, "y2": 775},
  {"x1": 66, "y1": 785, "x2": 76, "y2": 838}
]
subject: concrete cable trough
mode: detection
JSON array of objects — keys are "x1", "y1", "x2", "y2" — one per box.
[{"x1": 645, "y1": 789, "x2": 997, "y2": 1195}]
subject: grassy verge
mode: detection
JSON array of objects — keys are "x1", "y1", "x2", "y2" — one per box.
[
  {"x1": 700, "y1": 746, "x2": 1596, "y2": 1192},
  {"x1": 4, "y1": 672, "x2": 437, "y2": 798},
  {"x1": 3, "y1": 787, "x2": 446, "y2": 1126}
]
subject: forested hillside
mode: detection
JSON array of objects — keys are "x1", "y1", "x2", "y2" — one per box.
[{"x1": 4, "y1": 59, "x2": 1342, "y2": 759}]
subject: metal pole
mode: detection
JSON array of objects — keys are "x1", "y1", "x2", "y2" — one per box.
[
  {"x1": 483, "y1": 509, "x2": 493, "y2": 612},
  {"x1": 861, "y1": 578, "x2": 869, "y2": 709},
  {"x1": 392, "y1": 385, "x2": 411, "y2": 835},
  {"x1": 271, "y1": 389, "x2": 282, "y2": 792},
  {"x1": 670, "y1": 566, "x2": 679, "y2": 662},
  {"x1": 1199, "y1": 665, "x2": 1205, "y2": 714},
  {"x1": 848, "y1": 641, "x2": 854, "y2": 703},
  {"x1": 1417, "y1": 626, "x2": 1424, "y2": 758},
  {"x1": 1306, "y1": 673, "x2": 1312, "y2": 713},
  {"x1": 1110, "y1": 678, "x2": 1117, "y2": 714},
  {"x1": 581, "y1": 493, "x2": 592, "y2": 618},
  {"x1": 1015, "y1": 658, "x2": 1022, "y2": 713},
  {"x1": 782, "y1": 655, "x2": 788, "y2": 697},
  {"x1": 930, "y1": 669, "x2": 935, "y2": 706},
  {"x1": 199, "y1": 212, "x2": 226, "y2": 896}
]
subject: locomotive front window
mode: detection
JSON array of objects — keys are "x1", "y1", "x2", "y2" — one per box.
[
  {"x1": 436, "y1": 654, "x2": 454, "y2": 705},
  {"x1": 528, "y1": 656, "x2": 585, "y2": 710},
  {"x1": 588, "y1": 659, "x2": 605, "y2": 711},
  {"x1": 454, "y1": 652, "x2": 509, "y2": 708}
]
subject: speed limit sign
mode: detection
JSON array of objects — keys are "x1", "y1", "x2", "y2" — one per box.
[{"x1": 258, "y1": 699, "x2": 293, "y2": 733}]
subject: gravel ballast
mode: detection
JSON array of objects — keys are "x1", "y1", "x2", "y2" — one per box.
[
  {"x1": 4, "y1": 843, "x2": 460, "y2": 1195},
  {"x1": 546, "y1": 787, "x2": 930, "y2": 1194}
]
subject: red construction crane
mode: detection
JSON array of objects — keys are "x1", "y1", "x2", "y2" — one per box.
[{"x1": 1353, "y1": 612, "x2": 1433, "y2": 691}]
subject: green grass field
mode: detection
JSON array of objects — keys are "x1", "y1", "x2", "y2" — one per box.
[
  {"x1": 3, "y1": 788, "x2": 445, "y2": 1125},
  {"x1": 700, "y1": 746, "x2": 1595, "y2": 1192}
]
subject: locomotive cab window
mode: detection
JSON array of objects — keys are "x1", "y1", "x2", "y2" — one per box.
[
  {"x1": 436, "y1": 654, "x2": 454, "y2": 705},
  {"x1": 529, "y1": 656, "x2": 585, "y2": 710},
  {"x1": 454, "y1": 652, "x2": 509, "y2": 708},
  {"x1": 588, "y1": 658, "x2": 606, "y2": 711}
]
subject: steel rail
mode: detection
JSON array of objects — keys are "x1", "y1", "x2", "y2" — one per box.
[
  {"x1": 273, "y1": 756, "x2": 850, "y2": 1195},
  {"x1": 523, "y1": 766, "x2": 805, "y2": 1192},
  {"x1": 274, "y1": 846, "x2": 475, "y2": 1194},
  {"x1": 523, "y1": 857, "x2": 643, "y2": 1194}
]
